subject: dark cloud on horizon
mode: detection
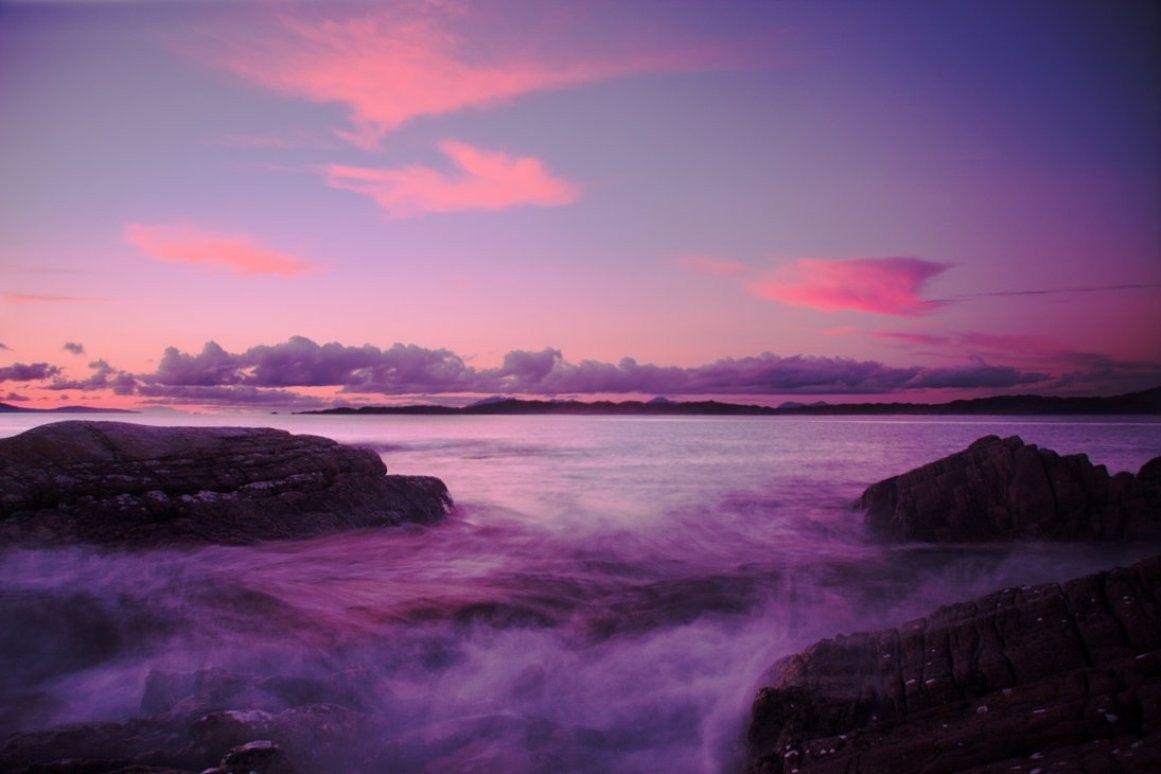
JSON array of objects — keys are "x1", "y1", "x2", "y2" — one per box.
[
  {"x1": 854, "y1": 329, "x2": 1161, "y2": 396},
  {"x1": 0, "y1": 362, "x2": 61, "y2": 383},
  {"x1": 137, "y1": 336, "x2": 1053, "y2": 397},
  {"x1": 903, "y1": 363, "x2": 1046, "y2": 389},
  {"x1": 47, "y1": 360, "x2": 137, "y2": 394},
  {"x1": 3, "y1": 392, "x2": 30, "y2": 402},
  {"x1": 62, "y1": 341, "x2": 85, "y2": 355},
  {"x1": 16, "y1": 336, "x2": 1156, "y2": 407}
]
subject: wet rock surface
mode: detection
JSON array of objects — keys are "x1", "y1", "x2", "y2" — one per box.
[
  {"x1": 0, "y1": 421, "x2": 451, "y2": 546},
  {"x1": 0, "y1": 666, "x2": 610, "y2": 773},
  {"x1": 747, "y1": 555, "x2": 1161, "y2": 772},
  {"x1": 860, "y1": 435, "x2": 1161, "y2": 541},
  {"x1": 0, "y1": 668, "x2": 372, "y2": 773}
]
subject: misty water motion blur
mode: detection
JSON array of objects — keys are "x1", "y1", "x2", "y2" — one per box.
[{"x1": 1, "y1": 414, "x2": 1159, "y2": 771}]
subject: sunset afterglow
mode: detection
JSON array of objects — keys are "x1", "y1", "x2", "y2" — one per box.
[{"x1": 2, "y1": 0, "x2": 1158, "y2": 410}]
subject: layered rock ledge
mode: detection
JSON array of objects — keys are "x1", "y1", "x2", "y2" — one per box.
[
  {"x1": 747, "y1": 555, "x2": 1161, "y2": 772},
  {"x1": 860, "y1": 435, "x2": 1161, "y2": 541},
  {"x1": 0, "y1": 421, "x2": 451, "y2": 546}
]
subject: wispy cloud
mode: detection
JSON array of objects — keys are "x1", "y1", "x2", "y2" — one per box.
[
  {"x1": 123, "y1": 222, "x2": 315, "y2": 276},
  {"x1": 62, "y1": 342, "x2": 85, "y2": 355},
  {"x1": 750, "y1": 257, "x2": 950, "y2": 316},
  {"x1": 201, "y1": 4, "x2": 715, "y2": 149},
  {"x1": 856, "y1": 329, "x2": 949, "y2": 347},
  {"x1": 950, "y1": 282, "x2": 1161, "y2": 299},
  {"x1": 2, "y1": 292, "x2": 103, "y2": 304},
  {"x1": 324, "y1": 140, "x2": 579, "y2": 216}
]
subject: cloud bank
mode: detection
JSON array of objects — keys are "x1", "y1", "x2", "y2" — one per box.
[
  {"x1": 14, "y1": 336, "x2": 1153, "y2": 407},
  {"x1": 138, "y1": 336, "x2": 1047, "y2": 398}
]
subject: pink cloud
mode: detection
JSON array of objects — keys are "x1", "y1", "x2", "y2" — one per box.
[
  {"x1": 673, "y1": 255, "x2": 747, "y2": 276},
  {"x1": 750, "y1": 257, "x2": 950, "y2": 316},
  {"x1": 201, "y1": 5, "x2": 718, "y2": 149},
  {"x1": 123, "y1": 222, "x2": 314, "y2": 276},
  {"x1": 324, "y1": 140, "x2": 579, "y2": 216}
]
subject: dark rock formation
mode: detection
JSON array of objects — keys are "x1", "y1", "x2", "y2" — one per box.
[
  {"x1": 747, "y1": 555, "x2": 1161, "y2": 772},
  {"x1": 0, "y1": 667, "x2": 371, "y2": 773},
  {"x1": 205, "y1": 740, "x2": 296, "y2": 774},
  {"x1": 860, "y1": 435, "x2": 1161, "y2": 541},
  {"x1": 0, "y1": 421, "x2": 451, "y2": 547}
]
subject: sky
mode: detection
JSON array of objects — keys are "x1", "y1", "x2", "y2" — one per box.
[{"x1": 1, "y1": 0, "x2": 1159, "y2": 411}]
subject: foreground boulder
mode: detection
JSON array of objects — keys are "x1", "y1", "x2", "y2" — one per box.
[
  {"x1": 747, "y1": 555, "x2": 1161, "y2": 772},
  {"x1": 0, "y1": 421, "x2": 450, "y2": 546},
  {"x1": 860, "y1": 435, "x2": 1161, "y2": 541}
]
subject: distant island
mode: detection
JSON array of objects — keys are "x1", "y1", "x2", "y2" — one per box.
[
  {"x1": 0, "y1": 402, "x2": 136, "y2": 414},
  {"x1": 300, "y1": 386, "x2": 1161, "y2": 416}
]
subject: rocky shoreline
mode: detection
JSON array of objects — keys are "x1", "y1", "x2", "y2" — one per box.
[
  {"x1": 745, "y1": 436, "x2": 1161, "y2": 772},
  {"x1": 0, "y1": 421, "x2": 451, "y2": 547},
  {"x1": 747, "y1": 555, "x2": 1161, "y2": 772},
  {"x1": 1, "y1": 423, "x2": 1159, "y2": 771}
]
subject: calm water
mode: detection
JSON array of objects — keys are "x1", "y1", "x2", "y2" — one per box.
[{"x1": 1, "y1": 414, "x2": 1159, "y2": 771}]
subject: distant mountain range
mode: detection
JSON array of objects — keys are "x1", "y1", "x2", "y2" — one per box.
[
  {"x1": 0, "y1": 403, "x2": 136, "y2": 414},
  {"x1": 301, "y1": 386, "x2": 1161, "y2": 416}
]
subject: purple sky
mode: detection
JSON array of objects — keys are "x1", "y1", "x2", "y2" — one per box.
[{"x1": 1, "y1": 0, "x2": 1159, "y2": 409}]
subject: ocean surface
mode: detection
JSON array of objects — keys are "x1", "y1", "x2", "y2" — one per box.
[{"x1": 1, "y1": 413, "x2": 1160, "y2": 771}]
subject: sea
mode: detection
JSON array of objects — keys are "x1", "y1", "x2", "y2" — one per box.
[{"x1": 1, "y1": 413, "x2": 1159, "y2": 771}]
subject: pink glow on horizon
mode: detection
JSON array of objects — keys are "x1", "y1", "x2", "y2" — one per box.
[
  {"x1": 206, "y1": 5, "x2": 707, "y2": 149},
  {"x1": 123, "y1": 223, "x2": 315, "y2": 276},
  {"x1": 750, "y1": 257, "x2": 950, "y2": 316},
  {"x1": 324, "y1": 141, "x2": 579, "y2": 216}
]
